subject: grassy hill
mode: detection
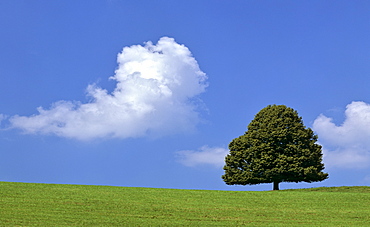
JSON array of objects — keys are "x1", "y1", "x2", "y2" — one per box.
[{"x1": 0, "y1": 182, "x2": 369, "y2": 226}]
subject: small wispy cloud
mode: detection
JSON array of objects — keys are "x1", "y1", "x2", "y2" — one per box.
[
  {"x1": 0, "y1": 114, "x2": 6, "y2": 126},
  {"x1": 176, "y1": 146, "x2": 228, "y2": 167},
  {"x1": 7, "y1": 37, "x2": 208, "y2": 140},
  {"x1": 313, "y1": 101, "x2": 370, "y2": 169}
]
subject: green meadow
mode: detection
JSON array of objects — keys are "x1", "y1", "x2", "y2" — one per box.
[{"x1": 0, "y1": 182, "x2": 369, "y2": 226}]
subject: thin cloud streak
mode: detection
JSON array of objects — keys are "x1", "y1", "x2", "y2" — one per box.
[
  {"x1": 8, "y1": 37, "x2": 208, "y2": 140},
  {"x1": 177, "y1": 146, "x2": 228, "y2": 167},
  {"x1": 0, "y1": 114, "x2": 6, "y2": 127}
]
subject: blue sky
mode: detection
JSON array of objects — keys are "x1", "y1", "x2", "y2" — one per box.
[{"x1": 0, "y1": 1, "x2": 370, "y2": 191}]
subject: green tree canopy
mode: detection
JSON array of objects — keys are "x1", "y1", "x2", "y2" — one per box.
[{"x1": 222, "y1": 105, "x2": 328, "y2": 190}]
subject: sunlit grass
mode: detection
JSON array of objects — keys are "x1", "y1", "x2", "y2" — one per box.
[{"x1": 0, "y1": 182, "x2": 369, "y2": 226}]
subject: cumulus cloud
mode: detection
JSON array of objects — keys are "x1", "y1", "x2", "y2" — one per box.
[
  {"x1": 9, "y1": 37, "x2": 208, "y2": 140},
  {"x1": 313, "y1": 101, "x2": 370, "y2": 169},
  {"x1": 177, "y1": 146, "x2": 229, "y2": 167}
]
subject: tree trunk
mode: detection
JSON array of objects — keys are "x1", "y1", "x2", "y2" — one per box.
[{"x1": 273, "y1": 181, "x2": 280, "y2": 190}]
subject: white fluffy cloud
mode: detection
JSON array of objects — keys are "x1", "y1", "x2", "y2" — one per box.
[
  {"x1": 176, "y1": 146, "x2": 229, "y2": 167},
  {"x1": 9, "y1": 37, "x2": 208, "y2": 140},
  {"x1": 313, "y1": 101, "x2": 370, "y2": 169}
]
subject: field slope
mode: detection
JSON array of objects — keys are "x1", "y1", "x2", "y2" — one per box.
[{"x1": 0, "y1": 182, "x2": 369, "y2": 226}]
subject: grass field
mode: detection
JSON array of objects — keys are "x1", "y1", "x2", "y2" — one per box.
[{"x1": 0, "y1": 182, "x2": 369, "y2": 226}]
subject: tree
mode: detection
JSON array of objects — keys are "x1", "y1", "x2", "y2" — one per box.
[{"x1": 222, "y1": 105, "x2": 328, "y2": 190}]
